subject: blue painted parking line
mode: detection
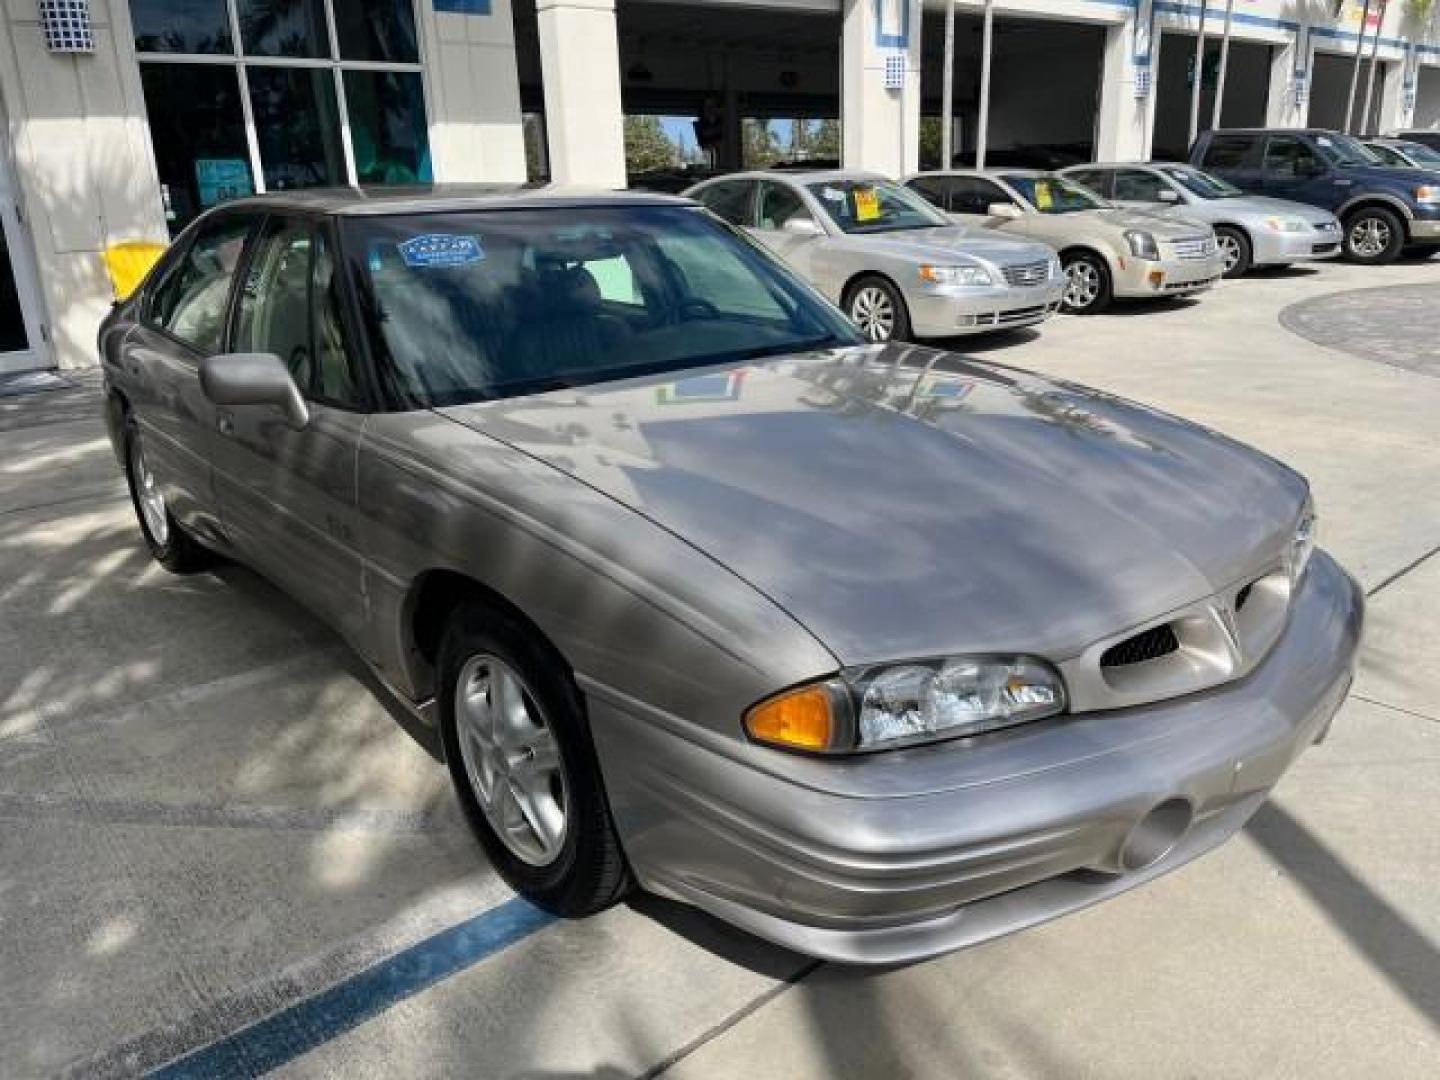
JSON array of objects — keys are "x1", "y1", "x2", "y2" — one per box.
[{"x1": 149, "y1": 897, "x2": 555, "y2": 1079}]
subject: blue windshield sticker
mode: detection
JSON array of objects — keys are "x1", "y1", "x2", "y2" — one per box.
[{"x1": 398, "y1": 234, "x2": 485, "y2": 268}]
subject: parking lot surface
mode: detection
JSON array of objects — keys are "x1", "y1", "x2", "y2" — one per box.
[{"x1": 2, "y1": 260, "x2": 1438, "y2": 1079}]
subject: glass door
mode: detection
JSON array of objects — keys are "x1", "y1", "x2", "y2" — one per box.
[{"x1": 0, "y1": 126, "x2": 46, "y2": 375}]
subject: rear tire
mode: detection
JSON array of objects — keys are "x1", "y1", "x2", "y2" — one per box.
[
  {"x1": 439, "y1": 601, "x2": 630, "y2": 916},
  {"x1": 1215, "y1": 226, "x2": 1252, "y2": 278},
  {"x1": 122, "y1": 413, "x2": 212, "y2": 573},
  {"x1": 1061, "y1": 252, "x2": 1112, "y2": 314},
  {"x1": 1342, "y1": 207, "x2": 1404, "y2": 265},
  {"x1": 843, "y1": 275, "x2": 912, "y2": 343}
]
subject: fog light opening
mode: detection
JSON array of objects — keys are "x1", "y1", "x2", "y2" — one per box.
[{"x1": 1119, "y1": 798, "x2": 1194, "y2": 872}]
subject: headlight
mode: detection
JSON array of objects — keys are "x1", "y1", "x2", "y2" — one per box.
[
  {"x1": 744, "y1": 655, "x2": 1067, "y2": 754},
  {"x1": 1286, "y1": 497, "x2": 1317, "y2": 589},
  {"x1": 1124, "y1": 230, "x2": 1160, "y2": 260},
  {"x1": 1414, "y1": 185, "x2": 1440, "y2": 205},
  {"x1": 1264, "y1": 217, "x2": 1309, "y2": 233},
  {"x1": 918, "y1": 263, "x2": 993, "y2": 287}
]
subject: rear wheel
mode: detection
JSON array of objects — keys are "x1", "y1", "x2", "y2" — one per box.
[
  {"x1": 439, "y1": 602, "x2": 630, "y2": 915},
  {"x1": 844, "y1": 275, "x2": 911, "y2": 343},
  {"x1": 1215, "y1": 226, "x2": 1252, "y2": 278},
  {"x1": 1342, "y1": 207, "x2": 1404, "y2": 265},
  {"x1": 1061, "y1": 252, "x2": 1112, "y2": 314},
  {"x1": 122, "y1": 413, "x2": 211, "y2": 573}
]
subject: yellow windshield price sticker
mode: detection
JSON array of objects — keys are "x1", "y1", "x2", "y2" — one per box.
[
  {"x1": 1034, "y1": 183, "x2": 1054, "y2": 210},
  {"x1": 854, "y1": 187, "x2": 880, "y2": 221}
]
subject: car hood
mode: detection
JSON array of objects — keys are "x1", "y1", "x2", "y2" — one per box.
[
  {"x1": 1339, "y1": 163, "x2": 1440, "y2": 185},
  {"x1": 840, "y1": 226, "x2": 1054, "y2": 266},
  {"x1": 1209, "y1": 195, "x2": 1338, "y2": 220},
  {"x1": 439, "y1": 346, "x2": 1306, "y2": 666},
  {"x1": 1085, "y1": 207, "x2": 1210, "y2": 237}
]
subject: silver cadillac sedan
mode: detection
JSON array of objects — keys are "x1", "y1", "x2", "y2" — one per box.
[
  {"x1": 685, "y1": 170, "x2": 1065, "y2": 342},
  {"x1": 100, "y1": 187, "x2": 1361, "y2": 964}
]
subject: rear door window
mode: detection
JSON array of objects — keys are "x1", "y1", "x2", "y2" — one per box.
[
  {"x1": 1066, "y1": 170, "x2": 1114, "y2": 198},
  {"x1": 1264, "y1": 135, "x2": 1322, "y2": 177},
  {"x1": 694, "y1": 180, "x2": 756, "y2": 227},
  {"x1": 1202, "y1": 134, "x2": 1260, "y2": 169},
  {"x1": 1113, "y1": 170, "x2": 1169, "y2": 202}
]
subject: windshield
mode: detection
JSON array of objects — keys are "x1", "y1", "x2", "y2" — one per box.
[
  {"x1": 346, "y1": 206, "x2": 859, "y2": 408},
  {"x1": 804, "y1": 179, "x2": 949, "y2": 234},
  {"x1": 1000, "y1": 175, "x2": 1105, "y2": 214},
  {"x1": 1395, "y1": 141, "x2": 1440, "y2": 167},
  {"x1": 1313, "y1": 132, "x2": 1382, "y2": 167},
  {"x1": 1158, "y1": 165, "x2": 1243, "y2": 200}
]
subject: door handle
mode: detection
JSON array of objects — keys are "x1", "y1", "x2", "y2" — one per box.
[{"x1": 217, "y1": 410, "x2": 235, "y2": 437}]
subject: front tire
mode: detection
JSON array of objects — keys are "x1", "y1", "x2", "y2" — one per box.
[
  {"x1": 122, "y1": 413, "x2": 211, "y2": 573},
  {"x1": 1061, "y1": 252, "x2": 1112, "y2": 314},
  {"x1": 1343, "y1": 207, "x2": 1404, "y2": 265},
  {"x1": 439, "y1": 602, "x2": 630, "y2": 916},
  {"x1": 844, "y1": 275, "x2": 911, "y2": 343},
  {"x1": 1215, "y1": 225, "x2": 1252, "y2": 278}
]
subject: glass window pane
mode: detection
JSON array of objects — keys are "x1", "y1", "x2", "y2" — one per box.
[
  {"x1": 148, "y1": 215, "x2": 255, "y2": 353},
  {"x1": 335, "y1": 0, "x2": 419, "y2": 63},
  {"x1": 131, "y1": 0, "x2": 232, "y2": 54},
  {"x1": 343, "y1": 71, "x2": 432, "y2": 185},
  {"x1": 234, "y1": 217, "x2": 314, "y2": 370},
  {"x1": 311, "y1": 231, "x2": 360, "y2": 405},
  {"x1": 248, "y1": 68, "x2": 347, "y2": 190},
  {"x1": 238, "y1": 0, "x2": 329, "y2": 58},
  {"x1": 140, "y1": 63, "x2": 254, "y2": 233}
]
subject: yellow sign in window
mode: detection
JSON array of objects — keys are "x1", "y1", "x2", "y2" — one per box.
[
  {"x1": 1033, "y1": 182, "x2": 1054, "y2": 211},
  {"x1": 854, "y1": 187, "x2": 880, "y2": 222}
]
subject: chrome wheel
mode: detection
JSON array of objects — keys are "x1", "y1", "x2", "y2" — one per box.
[
  {"x1": 454, "y1": 654, "x2": 568, "y2": 867},
  {"x1": 1218, "y1": 233, "x2": 1242, "y2": 274},
  {"x1": 850, "y1": 286, "x2": 896, "y2": 342},
  {"x1": 1064, "y1": 260, "x2": 1101, "y2": 311},
  {"x1": 130, "y1": 434, "x2": 169, "y2": 547},
  {"x1": 1348, "y1": 216, "x2": 1392, "y2": 259}
]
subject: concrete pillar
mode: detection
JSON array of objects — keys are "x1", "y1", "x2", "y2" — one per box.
[
  {"x1": 536, "y1": 0, "x2": 626, "y2": 188},
  {"x1": 841, "y1": 0, "x2": 921, "y2": 178},
  {"x1": 421, "y1": 0, "x2": 527, "y2": 184},
  {"x1": 1378, "y1": 58, "x2": 1408, "y2": 134},
  {"x1": 1095, "y1": 14, "x2": 1160, "y2": 161},
  {"x1": 1266, "y1": 36, "x2": 1310, "y2": 128}
]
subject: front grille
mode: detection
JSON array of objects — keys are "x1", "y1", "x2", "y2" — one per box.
[
  {"x1": 1002, "y1": 260, "x2": 1052, "y2": 287},
  {"x1": 1170, "y1": 236, "x2": 1216, "y2": 261},
  {"x1": 1100, "y1": 624, "x2": 1180, "y2": 669},
  {"x1": 1163, "y1": 276, "x2": 1218, "y2": 292}
]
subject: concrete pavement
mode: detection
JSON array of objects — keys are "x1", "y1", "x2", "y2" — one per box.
[{"x1": 1, "y1": 260, "x2": 1436, "y2": 1078}]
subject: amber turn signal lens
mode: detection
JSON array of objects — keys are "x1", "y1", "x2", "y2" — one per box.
[{"x1": 745, "y1": 684, "x2": 835, "y2": 751}]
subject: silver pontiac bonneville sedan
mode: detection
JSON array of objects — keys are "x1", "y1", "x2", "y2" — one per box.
[
  {"x1": 686, "y1": 170, "x2": 1065, "y2": 342},
  {"x1": 101, "y1": 187, "x2": 1361, "y2": 964}
]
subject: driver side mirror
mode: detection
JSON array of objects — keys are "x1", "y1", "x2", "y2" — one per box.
[
  {"x1": 782, "y1": 215, "x2": 824, "y2": 237},
  {"x1": 200, "y1": 352, "x2": 310, "y2": 430},
  {"x1": 1157, "y1": 189, "x2": 1181, "y2": 204},
  {"x1": 988, "y1": 202, "x2": 1023, "y2": 220}
]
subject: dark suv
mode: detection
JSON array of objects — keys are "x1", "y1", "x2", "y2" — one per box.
[{"x1": 1191, "y1": 128, "x2": 1440, "y2": 264}]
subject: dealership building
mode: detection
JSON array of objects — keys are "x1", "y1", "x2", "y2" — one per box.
[{"x1": 2, "y1": 0, "x2": 1439, "y2": 374}]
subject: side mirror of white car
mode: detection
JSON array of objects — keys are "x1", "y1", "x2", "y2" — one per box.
[
  {"x1": 988, "y1": 202, "x2": 1023, "y2": 220},
  {"x1": 1158, "y1": 189, "x2": 1182, "y2": 204},
  {"x1": 782, "y1": 216, "x2": 824, "y2": 237}
]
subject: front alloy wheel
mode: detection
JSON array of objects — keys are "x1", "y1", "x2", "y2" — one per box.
[
  {"x1": 850, "y1": 284, "x2": 896, "y2": 342},
  {"x1": 1061, "y1": 253, "x2": 1111, "y2": 314},
  {"x1": 454, "y1": 655, "x2": 569, "y2": 867},
  {"x1": 1344, "y1": 208, "x2": 1403, "y2": 264}
]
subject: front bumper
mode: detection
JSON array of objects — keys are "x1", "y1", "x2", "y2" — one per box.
[
  {"x1": 1407, "y1": 215, "x2": 1440, "y2": 242},
  {"x1": 587, "y1": 551, "x2": 1362, "y2": 964},
  {"x1": 905, "y1": 279, "x2": 1066, "y2": 338},
  {"x1": 1112, "y1": 253, "x2": 1224, "y2": 299},
  {"x1": 1252, "y1": 225, "x2": 1343, "y2": 265}
]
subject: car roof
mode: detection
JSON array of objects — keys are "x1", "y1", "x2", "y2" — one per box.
[
  {"x1": 212, "y1": 183, "x2": 696, "y2": 217},
  {"x1": 695, "y1": 169, "x2": 887, "y2": 185},
  {"x1": 1067, "y1": 161, "x2": 1192, "y2": 170}
]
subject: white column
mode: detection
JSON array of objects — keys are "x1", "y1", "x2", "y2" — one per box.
[
  {"x1": 421, "y1": 0, "x2": 527, "y2": 183},
  {"x1": 536, "y1": 0, "x2": 626, "y2": 188},
  {"x1": 841, "y1": 0, "x2": 921, "y2": 178},
  {"x1": 1379, "y1": 58, "x2": 1409, "y2": 133},
  {"x1": 1266, "y1": 34, "x2": 1310, "y2": 128},
  {"x1": 1095, "y1": 11, "x2": 1160, "y2": 162}
]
